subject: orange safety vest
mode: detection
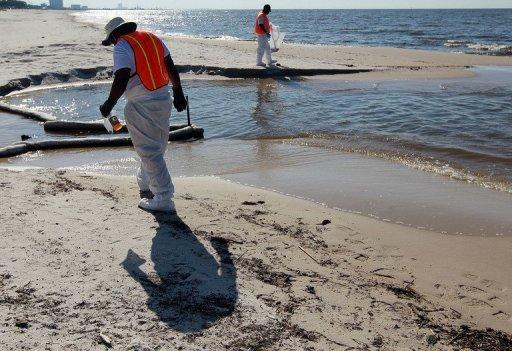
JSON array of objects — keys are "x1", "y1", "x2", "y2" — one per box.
[
  {"x1": 254, "y1": 12, "x2": 270, "y2": 35},
  {"x1": 120, "y1": 31, "x2": 170, "y2": 91}
]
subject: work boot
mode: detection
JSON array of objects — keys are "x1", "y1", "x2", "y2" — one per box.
[
  {"x1": 256, "y1": 62, "x2": 266, "y2": 67},
  {"x1": 138, "y1": 195, "x2": 176, "y2": 213}
]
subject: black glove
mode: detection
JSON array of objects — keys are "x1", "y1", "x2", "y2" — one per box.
[
  {"x1": 172, "y1": 87, "x2": 188, "y2": 112},
  {"x1": 266, "y1": 32, "x2": 271, "y2": 39},
  {"x1": 100, "y1": 99, "x2": 116, "y2": 117}
]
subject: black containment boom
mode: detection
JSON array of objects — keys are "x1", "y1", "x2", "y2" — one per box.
[{"x1": 0, "y1": 125, "x2": 204, "y2": 159}]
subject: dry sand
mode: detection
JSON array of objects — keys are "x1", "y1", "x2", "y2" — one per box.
[
  {"x1": 167, "y1": 36, "x2": 512, "y2": 80},
  {"x1": 0, "y1": 168, "x2": 511, "y2": 350},
  {"x1": 1, "y1": 9, "x2": 512, "y2": 91},
  {"x1": 0, "y1": 10, "x2": 111, "y2": 89}
]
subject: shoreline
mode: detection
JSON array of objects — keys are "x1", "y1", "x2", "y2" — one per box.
[
  {"x1": 65, "y1": 9, "x2": 512, "y2": 81},
  {"x1": 0, "y1": 168, "x2": 511, "y2": 349},
  {"x1": 1, "y1": 68, "x2": 511, "y2": 238},
  {"x1": 1, "y1": 9, "x2": 512, "y2": 96},
  {"x1": 3, "y1": 68, "x2": 511, "y2": 199},
  {"x1": 3, "y1": 136, "x2": 511, "y2": 237}
]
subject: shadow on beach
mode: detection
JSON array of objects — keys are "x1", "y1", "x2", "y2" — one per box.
[{"x1": 121, "y1": 212, "x2": 238, "y2": 333}]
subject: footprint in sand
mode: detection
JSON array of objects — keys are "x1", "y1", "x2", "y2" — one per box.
[
  {"x1": 480, "y1": 279, "x2": 507, "y2": 292},
  {"x1": 492, "y1": 310, "x2": 511, "y2": 321},
  {"x1": 488, "y1": 295, "x2": 504, "y2": 304},
  {"x1": 463, "y1": 273, "x2": 478, "y2": 281},
  {"x1": 459, "y1": 296, "x2": 493, "y2": 308},
  {"x1": 462, "y1": 274, "x2": 506, "y2": 293},
  {"x1": 353, "y1": 253, "x2": 369, "y2": 261},
  {"x1": 458, "y1": 284, "x2": 487, "y2": 294}
]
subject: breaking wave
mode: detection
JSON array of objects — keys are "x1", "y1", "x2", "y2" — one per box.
[
  {"x1": 444, "y1": 40, "x2": 512, "y2": 56},
  {"x1": 249, "y1": 132, "x2": 512, "y2": 194}
]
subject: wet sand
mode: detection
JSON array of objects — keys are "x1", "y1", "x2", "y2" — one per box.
[
  {"x1": 3, "y1": 138, "x2": 512, "y2": 237},
  {"x1": 1, "y1": 168, "x2": 511, "y2": 350}
]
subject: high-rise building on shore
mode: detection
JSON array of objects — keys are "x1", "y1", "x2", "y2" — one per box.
[{"x1": 49, "y1": 0, "x2": 64, "y2": 9}]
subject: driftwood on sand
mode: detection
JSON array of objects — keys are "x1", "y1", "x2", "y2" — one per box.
[{"x1": 0, "y1": 125, "x2": 204, "y2": 159}]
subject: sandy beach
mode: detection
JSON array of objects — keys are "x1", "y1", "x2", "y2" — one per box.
[
  {"x1": 1, "y1": 8, "x2": 512, "y2": 351},
  {"x1": 1, "y1": 168, "x2": 511, "y2": 350}
]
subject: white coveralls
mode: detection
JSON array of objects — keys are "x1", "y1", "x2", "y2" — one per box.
[
  {"x1": 257, "y1": 34, "x2": 272, "y2": 65},
  {"x1": 256, "y1": 13, "x2": 272, "y2": 65},
  {"x1": 113, "y1": 39, "x2": 174, "y2": 198}
]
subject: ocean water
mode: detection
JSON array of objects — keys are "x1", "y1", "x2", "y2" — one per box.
[
  {"x1": 2, "y1": 67, "x2": 511, "y2": 193},
  {"x1": 74, "y1": 9, "x2": 512, "y2": 55}
]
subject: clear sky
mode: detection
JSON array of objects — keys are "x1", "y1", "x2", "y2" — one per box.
[{"x1": 32, "y1": 0, "x2": 512, "y2": 9}]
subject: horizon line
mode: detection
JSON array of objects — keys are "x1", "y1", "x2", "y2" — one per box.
[{"x1": 76, "y1": 7, "x2": 512, "y2": 10}]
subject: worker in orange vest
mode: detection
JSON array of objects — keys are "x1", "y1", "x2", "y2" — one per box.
[
  {"x1": 254, "y1": 4, "x2": 277, "y2": 67},
  {"x1": 100, "y1": 17, "x2": 188, "y2": 213}
]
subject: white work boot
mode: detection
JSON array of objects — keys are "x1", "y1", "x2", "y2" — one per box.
[{"x1": 138, "y1": 195, "x2": 176, "y2": 213}]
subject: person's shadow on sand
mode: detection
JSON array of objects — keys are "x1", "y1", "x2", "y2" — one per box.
[{"x1": 121, "y1": 212, "x2": 238, "y2": 333}]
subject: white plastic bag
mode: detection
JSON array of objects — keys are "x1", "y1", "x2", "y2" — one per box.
[{"x1": 270, "y1": 23, "x2": 285, "y2": 52}]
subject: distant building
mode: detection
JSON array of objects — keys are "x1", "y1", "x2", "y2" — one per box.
[
  {"x1": 49, "y1": 0, "x2": 63, "y2": 9},
  {"x1": 69, "y1": 4, "x2": 88, "y2": 10}
]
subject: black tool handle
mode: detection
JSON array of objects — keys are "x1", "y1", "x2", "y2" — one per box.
[{"x1": 186, "y1": 96, "x2": 191, "y2": 126}]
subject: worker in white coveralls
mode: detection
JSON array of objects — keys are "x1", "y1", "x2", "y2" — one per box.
[
  {"x1": 254, "y1": 4, "x2": 277, "y2": 67},
  {"x1": 99, "y1": 17, "x2": 188, "y2": 213}
]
